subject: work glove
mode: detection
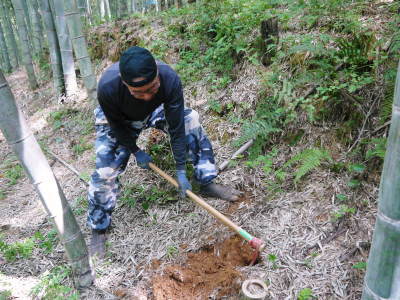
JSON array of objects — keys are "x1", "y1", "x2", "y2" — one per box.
[
  {"x1": 134, "y1": 150, "x2": 152, "y2": 169},
  {"x1": 176, "y1": 169, "x2": 192, "y2": 198}
]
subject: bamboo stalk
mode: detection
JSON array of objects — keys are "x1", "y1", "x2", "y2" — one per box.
[
  {"x1": 39, "y1": 0, "x2": 65, "y2": 98},
  {"x1": 0, "y1": 20, "x2": 12, "y2": 72},
  {"x1": 21, "y1": 0, "x2": 33, "y2": 37},
  {"x1": 11, "y1": 0, "x2": 39, "y2": 89},
  {"x1": 0, "y1": 1, "x2": 19, "y2": 68},
  {"x1": 53, "y1": 0, "x2": 79, "y2": 99},
  {"x1": 104, "y1": 0, "x2": 111, "y2": 20},
  {"x1": 99, "y1": 0, "x2": 105, "y2": 20},
  {"x1": 155, "y1": 0, "x2": 161, "y2": 12},
  {"x1": 63, "y1": 0, "x2": 97, "y2": 103},
  {"x1": 77, "y1": 0, "x2": 88, "y2": 25},
  {"x1": 0, "y1": 71, "x2": 93, "y2": 289},
  {"x1": 85, "y1": 0, "x2": 92, "y2": 25},
  {"x1": 28, "y1": 0, "x2": 43, "y2": 56},
  {"x1": 362, "y1": 61, "x2": 400, "y2": 299}
]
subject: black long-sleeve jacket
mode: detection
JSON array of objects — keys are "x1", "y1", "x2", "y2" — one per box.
[{"x1": 97, "y1": 61, "x2": 186, "y2": 170}]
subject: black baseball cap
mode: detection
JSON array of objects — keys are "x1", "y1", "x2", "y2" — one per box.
[{"x1": 119, "y1": 46, "x2": 157, "y2": 87}]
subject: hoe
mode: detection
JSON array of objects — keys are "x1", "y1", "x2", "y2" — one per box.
[{"x1": 149, "y1": 162, "x2": 266, "y2": 265}]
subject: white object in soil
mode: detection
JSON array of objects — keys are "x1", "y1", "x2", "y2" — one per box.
[{"x1": 241, "y1": 279, "x2": 268, "y2": 300}]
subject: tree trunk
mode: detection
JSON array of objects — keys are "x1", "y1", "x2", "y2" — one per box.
[
  {"x1": 0, "y1": 1, "x2": 19, "y2": 68},
  {"x1": 174, "y1": 0, "x2": 182, "y2": 8},
  {"x1": 362, "y1": 61, "x2": 400, "y2": 299},
  {"x1": 99, "y1": 0, "x2": 110, "y2": 21},
  {"x1": 34, "y1": 0, "x2": 45, "y2": 34},
  {"x1": 21, "y1": 0, "x2": 33, "y2": 41},
  {"x1": 11, "y1": 0, "x2": 39, "y2": 89},
  {"x1": 28, "y1": 0, "x2": 43, "y2": 56},
  {"x1": 117, "y1": 0, "x2": 127, "y2": 18},
  {"x1": 260, "y1": 17, "x2": 279, "y2": 67},
  {"x1": 85, "y1": 0, "x2": 92, "y2": 25},
  {"x1": 95, "y1": 0, "x2": 101, "y2": 22},
  {"x1": 0, "y1": 56, "x2": 4, "y2": 70},
  {"x1": 0, "y1": 21, "x2": 12, "y2": 73},
  {"x1": 155, "y1": 0, "x2": 161, "y2": 12},
  {"x1": 115, "y1": 0, "x2": 120, "y2": 18},
  {"x1": 39, "y1": 0, "x2": 64, "y2": 98},
  {"x1": 52, "y1": 0, "x2": 79, "y2": 99},
  {"x1": 99, "y1": 0, "x2": 105, "y2": 21},
  {"x1": 0, "y1": 70, "x2": 94, "y2": 289},
  {"x1": 127, "y1": 0, "x2": 132, "y2": 14},
  {"x1": 77, "y1": 0, "x2": 89, "y2": 25},
  {"x1": 104, "y1": 0, "x2": 111, "y2": 20},
  {"x1": 62, "y1": 0, "x2": 97, "y2": 103}
]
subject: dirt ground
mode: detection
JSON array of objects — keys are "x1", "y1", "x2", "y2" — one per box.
[
  {"x1": 0, "y1": 60, "x2": 377, "y2": 299},
  {"x1": 151, "y1": 235, "x2": 255, "y2": 299}
]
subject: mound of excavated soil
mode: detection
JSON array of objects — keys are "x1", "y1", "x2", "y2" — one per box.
[{"x1": 151, "y1": 235, "x2": 254, "y2": 299}]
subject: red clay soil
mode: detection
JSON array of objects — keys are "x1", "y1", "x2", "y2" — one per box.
[{"x1": 151, "y1": 235, "x2": 254, "y2": 299}]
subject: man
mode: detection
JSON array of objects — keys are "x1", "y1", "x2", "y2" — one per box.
[{"x1": 88, "y1": 46, "x2": 240, "y2": 257}]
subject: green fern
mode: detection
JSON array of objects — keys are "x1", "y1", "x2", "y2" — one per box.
[
  {"x1": 336, "y1": 32, "x2": 375, "y2": 67},
  {"x1": 283, "y1": 148, "x2": 333, "y2": 183},
  {"x1": 379, "y1": 82, "x2": 395, "y2": 124},
  {"x1": 365, "y1": 138, "x2": 386, "y2": 160},
  {"x1": 236, "y1": 95, "x2": 284, "y2": 153},
  {"x1": 239, "y1": 119, "x2": 281, "y2": 145}
]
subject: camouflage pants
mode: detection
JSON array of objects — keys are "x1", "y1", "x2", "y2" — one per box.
[{"x1": 87, "y1": 105, "x2": 218, "y2": 230}]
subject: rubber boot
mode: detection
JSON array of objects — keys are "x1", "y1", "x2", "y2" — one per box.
[
  {"x1": 90, "y1": 229, "x2": 107, "y2": 258},
  {"x1": 199, "y1": 182, "x2": 241, "y2": 202}
]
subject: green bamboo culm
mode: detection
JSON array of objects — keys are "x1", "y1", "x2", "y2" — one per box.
[
  {"x1": 0, "y1": 21, "x2": 12, "y2": 73},
  {"x1": 39, "y1": 0, "x2": 65, "y2": 98},
  {"x1": 0, "y1": 70, "x2": 93, "y2": 289},
  {"x1": 28, "y1": 0, "x2": 44, "y2": 56},
  {"x1": 11, "y1": 0, "x2": 39, "y2": 89},
  {"x1": 86, "y1": 0, "x2": 93, "y2": 25},
  {"x1": 155, "y1": 0, "x2": 161, "y2": 13},
  {"x1": 0, "y1": 1, "x2": 20, "y2": 68},
  {"x1": 362, "y1": 60, "x2": 400, "y2": 299},
  {"x1": 52, "y1": 0, "x2": 79, "y2": 99},
  {"x1": 21, "y1": 0, "x2": 33, "y2": 37},
  {"x1": 77, "y1": 0, "x2": 90, "y2": 26},
  {"x1": 62, "y1": 0, "x2": 97, "y2": 103},
  {"x1": 119, "y1": 0, "x2": 127, "y2": 18},
  {"x1": 99, "y1": 0, "x2": 111, "y2": 22}
]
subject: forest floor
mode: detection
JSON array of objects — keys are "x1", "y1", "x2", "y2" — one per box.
[
  {"x1": 0, "y1": 4, "x2": 392, "y2": 297},
  {"x1": 0, "y1": 62, "x2": 378, "y2": 300}
]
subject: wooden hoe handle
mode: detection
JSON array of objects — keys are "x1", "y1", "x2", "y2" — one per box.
[{"x1": 148, "y1": 162, "x2": 265, "y2": 255}]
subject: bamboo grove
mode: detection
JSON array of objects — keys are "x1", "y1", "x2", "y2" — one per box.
[
  {"x1": 0, "y1": 0, "x2": 197, "y2": 102},
  {"x1": 0, "y1": 0, "x2": 399, "y2": 296},
  {"x1": 0, "y1": 0, "x2": 198, "y2": 290}
]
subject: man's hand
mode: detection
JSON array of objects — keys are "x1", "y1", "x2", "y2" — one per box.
[
  {"x1": 176, "y1": 170, "x2": 192, "y2": 198},
  {"x1": 134, "y1": 150, "x2": 152, "y2": 169}
]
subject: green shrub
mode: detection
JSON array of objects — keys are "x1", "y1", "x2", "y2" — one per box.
[
  {"x1": 4, "y1": 164, "x2": 23, "y2": 185},
  {"x1": 281, "y1": 148, "x2": 333, "y2": 183},
  {"x1": 298, "y1": 288, "x2": 314, "y2": 300},
  {"x1": 48, "y1": 109, "x2": 78, "y2": 130},
  {"x1": 33, "y1": 230, "x2": 59, "y2": 254},
  {"x1": 0, "y1": 237, "x2": 35, "y2": 262},
  {"x1": 121, "y1": 182, "x2": 177, "y2": 210}
]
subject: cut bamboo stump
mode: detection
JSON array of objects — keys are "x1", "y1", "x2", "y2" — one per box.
[{"x1": 260, "y1": 17, "x2": 279, "y2": 67}]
